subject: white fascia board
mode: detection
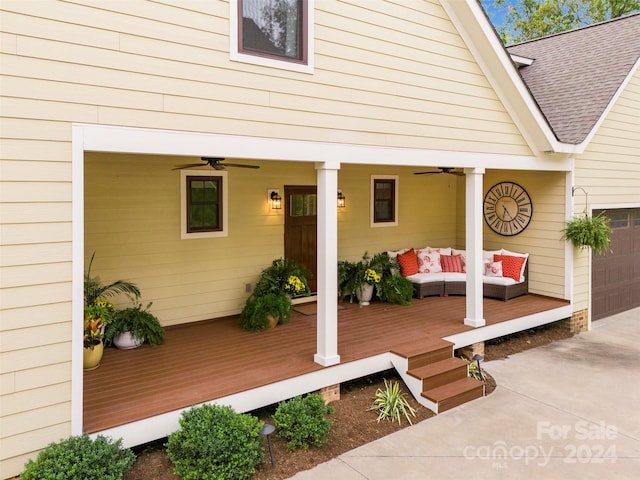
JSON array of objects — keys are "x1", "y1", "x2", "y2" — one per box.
[
  {"x1": 75, "y1": 124, "x2": 572, "y2": 171},
  {"x1": 441, "y1": 0, "x2": 573, "y2": 155},
  {"x1": 510, "y1": 54, "x2": 534, "y2": 67}
]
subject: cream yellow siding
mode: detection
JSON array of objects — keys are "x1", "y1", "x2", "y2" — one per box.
[
  {"x1": 457, "y1": 170, "x2": 568, "y2": 299},
  {"x1": 572, "y1": 69, "x2": 640, "y2": 312},
  {"x1": 1, "y1": 0, "x2": 539, "y2": 476},
  {"x1": 1, "y1": 0, "x2": 529, "y2": 154}
]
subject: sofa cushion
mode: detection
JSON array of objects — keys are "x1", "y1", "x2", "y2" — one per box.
[
  {"x1": 493, "y1": 254, "x2": 526, "y2": 282},
  {"x1": 482, "y1": 275, "x2": 518, "y2": 286},
  {"x1": 483, "y1": 250, "x2": 502, "y2": 261},
  {"x1": 387, "y1": 248, "x2": 409, "y2": 259},
  {"x1": 441, "y1": 272, "x2": 466, "y2": 282},
  {"x1": 406, "y1": 273, "x2": 445, "y2": 283},
  {"x1": 416, "y1": 249, "x2": 442, "y2": 273},
  {"x1": 441, "y1": 254, "x2": 464, "y2": 273},
  {"x1": 484, "y1": 261, "x2": 503, "y2": 277},
  {"x1": 422, "y1": 246, "x2": 452, "y2": 256},
  {"x1": 397, "y1": 248, "x2": 419, "y2": 276}
]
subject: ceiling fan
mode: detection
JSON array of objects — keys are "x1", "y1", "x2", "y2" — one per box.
[
  {"x1": 414, "y1": 167, "x2": 464, "y2": 176},
  {"x1": 172, "y1": 157, "x2": 260, "y2": 170}
]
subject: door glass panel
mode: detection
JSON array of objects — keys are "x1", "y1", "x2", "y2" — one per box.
[
  {"x1": 289, "y1": 193, "x2": 317, "y2": 217},
  {"x1": 608, "y1": 210, "x2": 629, "y2": 229}
]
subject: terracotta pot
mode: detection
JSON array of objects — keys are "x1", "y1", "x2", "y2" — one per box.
[
  {"x1": 83, "y1": 341, "x2": 104, "y2": 371},
  {"x1": 356, "y1": 283, "x2": 374, "y2": 306},
  {"x1": 267, "y1": 315, "x2": 279, "y2": 329},
  {"x1": 113, "y1": 331, "x2": 144, "y2": 349}
]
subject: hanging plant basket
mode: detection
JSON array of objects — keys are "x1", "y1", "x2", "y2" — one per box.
[{"x1": 563, "y1": 212, "x2": 612, "y2": 255}]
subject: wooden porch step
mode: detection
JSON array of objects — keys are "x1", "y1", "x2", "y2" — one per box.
[
  {"x1": 391, "y1": 338, "x2": 453, "y2": 370},
  {"x1": 422, "y1": 377, "x2": 485, "y2": 413},
  {"x1": 407, "y1": 357, "x2": 469, "y2": 391}
]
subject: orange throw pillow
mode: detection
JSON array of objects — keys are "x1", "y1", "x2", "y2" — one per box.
[
  {"x1": 441, "y1": 254, "x2": 463, "y2": 273},
  {"x1": 397, "y1": 248, "x2": 419, "y2": 277},
  {"x1": 493, "y1": 254, "x2": 526, "y2": 281}
]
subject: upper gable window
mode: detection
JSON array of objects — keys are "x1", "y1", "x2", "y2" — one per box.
[
  {"x1": 181, "y1": 170, "x2": 228, "y2": 239},
  {"x1": 230, "y1": 0, "x2": 314, "y2": 74},
  {"x1": 371, "y1": 175, "x2": 398, "y2": 227}
]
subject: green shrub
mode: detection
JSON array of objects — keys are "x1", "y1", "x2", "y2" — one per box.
[
  {"x1": 563, "y1": 212, "x2": 612, "y2": 254},
  {"x1": 377, "y1": 272, "x2": 414, "y2": 305},
  {"x1": 273, "y1": 393, "x2": 334, "y2": 450},
  {"x1": 104, "y1": 301, "x2": 165, "y2": 346},
  {"x1": 253, "y1": 257, "x2": 312, "y2": 297},
  {"x1": 21, "y1": 434, "x2": 135, "y2": 480},
  {"x1": 239, "y1": 292, "x2": 292, "y2": 331},
  {"x1": 166, "y1": 404, "x2": 263, "y2": 480},
  {"x1": 369, "y1": 379, "x2": 417, "y2": 425}
]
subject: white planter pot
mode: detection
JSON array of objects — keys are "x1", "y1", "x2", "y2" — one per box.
[
  {"x1": 113, "y1": 331, "x2": 144, "y2": 349},
  {"x1": 356, "y1": 283, "x2": 374, "y2": 306}
]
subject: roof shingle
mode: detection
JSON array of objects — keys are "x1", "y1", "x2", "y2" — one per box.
[{"x1": 506, "y1": 14, "x2": 640, "y2": 144}]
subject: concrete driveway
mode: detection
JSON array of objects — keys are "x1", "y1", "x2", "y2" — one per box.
[{"x1": 289, "y1": 308, "x2": 640, "y2": 479}]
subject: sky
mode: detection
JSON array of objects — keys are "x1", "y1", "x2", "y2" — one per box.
[{"x1": 480, "y1": 0, "x2": 518, "y2": 42}]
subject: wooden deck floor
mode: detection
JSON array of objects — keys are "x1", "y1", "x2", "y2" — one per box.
[{"x1": 84, "y1": 294, "x2": 569, "y2": 433}]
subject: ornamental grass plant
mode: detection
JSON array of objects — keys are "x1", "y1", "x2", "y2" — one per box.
[{"x1": 369, "y1": 379, "x2": 417, "y2": 426}]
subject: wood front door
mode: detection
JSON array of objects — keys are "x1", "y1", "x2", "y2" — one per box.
[{"x1": 284, "y1": 185, "x2": 317, "y2": 293}]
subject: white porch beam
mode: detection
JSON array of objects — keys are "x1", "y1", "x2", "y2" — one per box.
[
  {"x1": 464, "y1": 168, "x2": 486, "y2": 327},
  {"x1": 314, "y1": 161, "x2": 341, "y2": 366}
]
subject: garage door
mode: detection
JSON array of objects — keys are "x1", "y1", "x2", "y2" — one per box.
[{"x1": 592, "y1": 208, "x2": 640, "y2": 320}]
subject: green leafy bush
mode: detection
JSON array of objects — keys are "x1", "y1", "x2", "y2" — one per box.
[
  {"x1": 273, "y1": 393, "x2": 335, "y2": 450},
  {"x1": 21, "y1": 434, "x2": 135, "y2": 480},
  {"x1": 104, "y1": 301, "x2": 165, "y2": 346},
  {"x1": 377, "y1": 271, "x2": 414, "y2": 305},
  {"x1": 563, "y1": 212, "x2": 612, "y2": 254},
  {"x1": 253, "y1": 258, "x2": 312, "y2": 297},
  {"x1": 369, "y1": 379, "x2": 416, "y2": 425},
  {"x1": 166, "y1": 404, "x2": 263, "y2": 480},
  {"x1": 239, "y1": 292, "x2": 292, "y2": 331}
]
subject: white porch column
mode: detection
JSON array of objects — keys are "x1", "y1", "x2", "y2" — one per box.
[
  {"x1": 314, "y1": 161, "x2": 341, "y2": 366},
  {"x1": 464, "y1": 167, "x2": 486, "y2": 327}
]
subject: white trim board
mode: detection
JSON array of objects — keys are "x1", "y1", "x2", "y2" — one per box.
[{"x1": 76, "y1": 123, "x2": 572, "y2": 171}]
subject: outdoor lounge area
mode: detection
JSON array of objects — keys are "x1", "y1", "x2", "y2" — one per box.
[{"x1": 84, "y1": 293, "x2": 570, "y2": 439}]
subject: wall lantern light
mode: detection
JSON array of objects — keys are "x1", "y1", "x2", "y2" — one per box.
[
  {"x1": 269, "y1": 189, "x2": 282, "y2": 210},
  {"x1": 337, "y1": 190, "x2": 346, "y2": 208}
]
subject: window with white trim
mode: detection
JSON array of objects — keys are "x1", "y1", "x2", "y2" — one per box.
[
  {"x1": 371, "y1": 175, "x2": 398, "y2": 227},
  {"x1": 230, "y1": 0, "x2": 314, "y2": 74},
  {"x1": 181, "y1": 170, "x2": 228, "y2": 239}
]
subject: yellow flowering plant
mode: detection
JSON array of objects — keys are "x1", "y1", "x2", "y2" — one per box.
[
  {"x1": 284, "y1": 275, "x2": 306, "y2": 295},
  {"x1": 363, "y1": 268, "x2": 381, "y2": 284},
  {"x1": 253, "y1": 258, "x2": 311, "y2": 297}
]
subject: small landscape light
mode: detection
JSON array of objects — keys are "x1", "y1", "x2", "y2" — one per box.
[
  {"x1": 260, "y1": 423, "x2": 276, "y2": 468},
  {"x1": 472, "y1": 353, "x2": 485, "y2": 381}
]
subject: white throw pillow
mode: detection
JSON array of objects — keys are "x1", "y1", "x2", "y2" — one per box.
[
  {"x1": 484, "y1": 261, "x2": 503, "y2": 277},
  {"x1": 416, "y1": 249, "x2": 442, "y2": 273}
]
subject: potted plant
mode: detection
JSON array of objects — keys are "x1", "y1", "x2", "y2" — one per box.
[
  {"x1": 83, "y1": 252, "x2": 142, "y2": 365},
  {"x1": 239, "y1": 292, "x2": 293, "y2": 331},
  {"x1": 83, "y1": 299, "x2": 114, "y2": 370},
  {"x1": 253, "y1": 258, "x2": 312, "y2": 298},
  {"x1": 338, "y1": 252, "x2": 382, "y2": 305},
  {"x1": 84, "y1": 251, "x2": 141, "y2": 305},
  {"x1": 371, "y1": 252, "x2": 414, "y2": 306},
  {"x1": 104, "y1": 302, "x2": 165, "y2": 348},
  {"x1": 563, "y1": 212, "x2": 612, "y2": 254}
]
